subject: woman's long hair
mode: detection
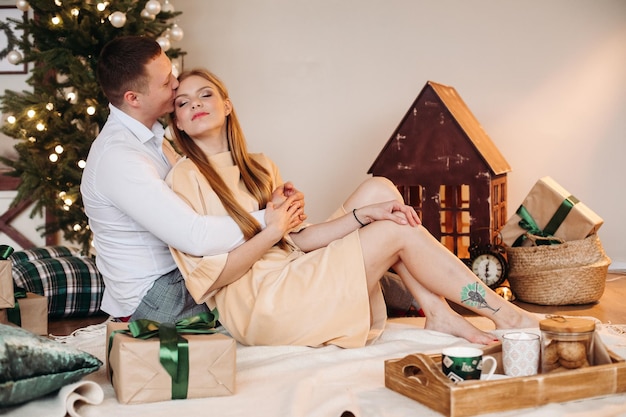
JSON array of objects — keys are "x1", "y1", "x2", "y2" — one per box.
[{"x1": 169, "y1": 69, "x2": 279, "y2": 245}]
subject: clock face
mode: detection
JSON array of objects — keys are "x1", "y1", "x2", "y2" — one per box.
[{"x1": 471, "y1": 253, "x2": 505, "y2": 288}]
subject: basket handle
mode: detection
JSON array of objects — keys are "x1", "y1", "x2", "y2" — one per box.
[{"x1": 523, "y1": 233, "x2": 564, "y2": 246}]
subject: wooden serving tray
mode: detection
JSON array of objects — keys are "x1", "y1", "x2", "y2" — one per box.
[{"x1": 385, "y1": 342, "x2": 626, "y2": 417}]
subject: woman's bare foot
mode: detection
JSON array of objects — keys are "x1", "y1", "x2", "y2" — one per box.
[
  {"x1": 424, "y1": 310, "x2": 498, "y2": 345},
  {"x1": 491, "y1": 307, "x2": 540, "y2": 330}
]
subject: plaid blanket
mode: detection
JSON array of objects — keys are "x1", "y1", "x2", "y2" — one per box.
[{"x1": 10, "y1": 246, "x2": 104, "y2": 318}]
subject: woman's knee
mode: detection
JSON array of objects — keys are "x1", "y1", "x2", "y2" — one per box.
[{"x1": 354, "y1": 176, "x2": 402, "y2": 204}]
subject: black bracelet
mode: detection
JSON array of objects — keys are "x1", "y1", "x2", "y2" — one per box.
[{"x1": 352, "y1": 208, "x2": 367, "y2": 227}]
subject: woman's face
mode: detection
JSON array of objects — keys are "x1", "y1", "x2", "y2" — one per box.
[{"x1": 173, "y1": 74, "x2": 231, "y2": 138}]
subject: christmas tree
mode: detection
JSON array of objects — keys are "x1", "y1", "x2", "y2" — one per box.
[{"x1": 0, "y1": 0, "x2": 185, "y2": 254}]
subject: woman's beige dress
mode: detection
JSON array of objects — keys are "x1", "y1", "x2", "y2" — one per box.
[{"x1": 166, "y1": 152, "x2": 386, "y2": 347}]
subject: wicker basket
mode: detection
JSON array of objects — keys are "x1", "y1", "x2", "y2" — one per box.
[{"x1": 506, "y1": 234, "x2": 611, "y2": 305}]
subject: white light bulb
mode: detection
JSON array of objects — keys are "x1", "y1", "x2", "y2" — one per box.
[
  {"x1": 6, "y1": 116, "x2": 16, "y2": 124},
  {"x1": 49, "y1": 153, "x2": 59, "y2": 162},
  {"x1": 36, "y1": 122, "x2": 45, "y2": 131},
  {"x1": 55, "y1": 145, "x2": 64, "y2": 154},
  {"x1": 78, "y1": 160, "x2": 87, "y2": 169},
  {"x1": 87, "y1": 106, "x2": 96, "y2": 115},
  {"x1": 27, "y1": 109, "x2": 35, "y2": 118}
]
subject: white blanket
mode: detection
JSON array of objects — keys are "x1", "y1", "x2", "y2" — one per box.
[{"x1": 7, "y1": 316, "x2": 626, "y2": 417}]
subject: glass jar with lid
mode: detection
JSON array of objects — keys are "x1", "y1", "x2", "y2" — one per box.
[{"x1": 539, "y1": 316, "x2": 595, "y2": 373}]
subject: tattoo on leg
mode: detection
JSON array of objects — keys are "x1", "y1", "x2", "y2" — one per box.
[{"x1": 460, "y1": 282, "x2": 501, "y2": 314}]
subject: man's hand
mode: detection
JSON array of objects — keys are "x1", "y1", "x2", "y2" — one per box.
[{"x1": 272, "y1": 181, "x2": 307, "y2": 222}]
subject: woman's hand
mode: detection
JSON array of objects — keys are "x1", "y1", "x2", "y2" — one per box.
[
  {"x1": 264, "y1": 194, "x2": 304, "y2": 242},
  {"x1": 354, "y1": 201, "x2": 421, "y2": 227},
  {"x1": 272, "y1": 181, "x2": 307, "y2": 223}
]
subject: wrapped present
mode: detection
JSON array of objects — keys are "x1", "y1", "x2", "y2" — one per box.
[
  {"x1": 0, "y1": 260, "x2": 13, "y2": 309},
  {"x1": 0, "y1": 245, "x2": 15, "y2": 309},
  {"x1": 106, "y1": 311, "x2": 236, "y2": 404},
  {"x1": 501, "y1": 176, "x2": 603, "y2": 247},
  {"x1": 0, "y1": 291, "x2": 48, "y2": 335}
]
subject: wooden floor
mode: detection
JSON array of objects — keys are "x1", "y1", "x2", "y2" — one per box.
[{"x1": 48, "y1": 272, "x2": 626, "y2": 337}]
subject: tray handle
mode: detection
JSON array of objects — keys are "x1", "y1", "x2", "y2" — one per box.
[{"x1": 386, "y1": 353, "x2": 453, "y2": 391}]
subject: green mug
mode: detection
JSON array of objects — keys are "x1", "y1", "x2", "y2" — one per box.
[{"x1": 441, "y1": 346, "x2": 497, "y2": 382}]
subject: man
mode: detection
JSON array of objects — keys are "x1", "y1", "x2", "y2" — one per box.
[{"x1": 81, "y1": 36, "x2": 304, "y2": 322}]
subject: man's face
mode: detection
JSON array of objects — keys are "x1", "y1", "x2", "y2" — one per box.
[{"x1": 140, "y1": 50, "x2": 179, "y2": 119}]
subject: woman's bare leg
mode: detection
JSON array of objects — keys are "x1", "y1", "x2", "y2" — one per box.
[
  {"x1": 358, "y1": 222, "x2": 538, "y2": 334},
  {"x1": 392, "y1": 263, "x2": 499, "y2": 344}
]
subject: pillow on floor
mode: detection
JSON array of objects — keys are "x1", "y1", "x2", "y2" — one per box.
[
  {"x1": 0, "y1": 323, "x2": 102, "y2": 406},
  {"x1": 10, "y1": 247, "x2": 104, "y2": 318}
]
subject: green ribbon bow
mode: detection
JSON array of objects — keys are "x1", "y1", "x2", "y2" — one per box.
[
  {"x1": 513, "y1": 195, "x2": 580, "y2": 247},
  {"x1": 7, "y1": 285, "x2": 27, "y2": 326},
  {"x1": 0, "y1": 245, "x2": 14, "y2": 260},
  {"x1": 108, "y1": 310, "x2": 220, "y2": 400}
]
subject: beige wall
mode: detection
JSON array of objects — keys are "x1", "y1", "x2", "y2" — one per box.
[{"x1": 1, "y1": 0, "x2": 625, "y2": 269}]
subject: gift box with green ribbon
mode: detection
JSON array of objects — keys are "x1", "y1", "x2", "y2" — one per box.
[
  {"x1": 501, "y1": 176, "x2": 603, "y2": 248},
  {"x1": 106, "y1": 310, "x2": 236, "y2": 404},
  {"x1": 0, "y1": 290, "x2": 48, "y2": 335},
  {"x1": 0, "y1": 245, "x2": 15, "y2": 308}
]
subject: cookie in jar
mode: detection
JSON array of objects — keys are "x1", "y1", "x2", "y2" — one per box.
[{"x1": 540, "y1": 316, "x2": 595, "y2": 373}]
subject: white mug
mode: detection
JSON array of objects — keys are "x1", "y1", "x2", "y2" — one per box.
[{"x1": 502, "y1": 332, "x2": 540, "y2": 376}]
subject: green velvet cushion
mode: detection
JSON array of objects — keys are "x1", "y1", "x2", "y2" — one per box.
[{"x1": 0, "y1": 323, "x2": 102, "y2": 406}]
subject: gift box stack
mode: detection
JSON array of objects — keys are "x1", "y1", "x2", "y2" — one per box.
[
  {"x1": 106, "y1": 310, "x2": 236, "y2": 404},
  {"x1": 0, "y1": 245, "x2": 48, "y2": 335},
  {"x1": 501, "y1": 176, "x2": 610, "y2": 305}
]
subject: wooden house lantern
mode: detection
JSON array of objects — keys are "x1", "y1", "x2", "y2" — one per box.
[{"x1": 368, "y1": 81, "x2": 510, "y2": 258}]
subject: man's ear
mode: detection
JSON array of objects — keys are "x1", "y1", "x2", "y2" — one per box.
[{"x1": 123, "y1": 90, "x2": 140, "y2": 108}]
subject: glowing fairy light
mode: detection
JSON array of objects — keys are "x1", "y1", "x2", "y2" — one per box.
[
  {"x1": 6, "y1": 116, "x2": 16, "y2": 124},
  {"x1": 51, "y1": 15, "x2": 61, "y2": 25},
  {"x1": 36, "y1": 122, "x2": 45, "y2": 131},
  {"x1": 87, "y1": 106, "x2": 96, "y2": 115},
  {"x1": 46, "y1": 103, "x2": 54, "y2": 111},
  {"x1": 77, "y1": 159, "x2": 87, "y2": 169},
  {"x1": 55, "y1": 145, "x2": 64, "y2": 154},
  {"x1": 27, "y1": 109, "x2": 35, "y2": 118},
  {"x1": 49, "y1": 153, "x2": 59, "y2": 162}
]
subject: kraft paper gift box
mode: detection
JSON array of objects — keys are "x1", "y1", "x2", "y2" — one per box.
[
  {"x1": 0, "y1": 260, "x2": 13, "y2": 309},
  {"x1": 501, "y1": 176, "x2": 603, "y2": 247},
  {"x1": 0, "y1": 292, "x2": 48, "y2": 335},
  {"x1": 106, "y1": 321, "x2": 236, "y2": 404}
]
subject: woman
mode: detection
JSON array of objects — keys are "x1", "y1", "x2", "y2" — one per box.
[{"x1": 166, "y1": 68, "x2": 538, "y2": 347}]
